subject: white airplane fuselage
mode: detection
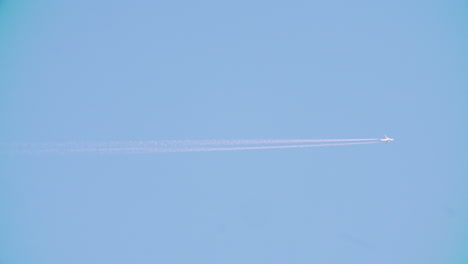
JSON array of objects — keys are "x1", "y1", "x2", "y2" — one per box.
[{"x1": 380, "y1": 136, "x2": 394, "y2": 143}]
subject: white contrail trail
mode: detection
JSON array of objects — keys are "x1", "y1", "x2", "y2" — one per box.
[
  {"x1": 11, "y1": 138, "x2": 380, "y2": 154},
  {"x1": 163, "y1": 141, "x2": 378, "y2": 153},
  {"x1": 167, "y1": 138, "x2": 379, "y2": 146},
  {"x1": 142, "y1": 138, "x2": 379, "y2": 145},
  {"x1": 16, "y1": 141, "x2": 378, "y2": 153},
  {"x1": 17, "y1": 138, "x2": 379, "y2": 148}
]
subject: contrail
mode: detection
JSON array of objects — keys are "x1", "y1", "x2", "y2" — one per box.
[
  {"x1": 168, "y1": 138, "x2": 379, "y2": 146},
  {"x1": 13, "y1": 138, "x2": 379, "y2": 150},
  {"x1": 141, "y1": 138, "x2": 379, "y2": 145},
  {"x1": 13, "y1": 140, "x2": 378, "y2": 154},
  {"x1": 161, "y1": 141, "x2": 378, "y2": 153}
]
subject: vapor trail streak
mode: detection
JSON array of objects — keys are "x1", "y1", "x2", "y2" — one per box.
[
  {"x1": 14, "y1": 138, "x2": 379, "y2": 149},
  {"x1": 165, "y1": 141, "x2": 378, "y2": 153},
  {"x1": 20, "y1": 141, "x2": 377, "y2": 153},
  {"x1": 132, "y1": 138, "x2": 379, "y2": 146},
  {"x1": 169, "y1": 139, "x2": 380, "y2": 146},
  {"x1": 11, "y1": 138, "x2": 380, "y2": 154}
]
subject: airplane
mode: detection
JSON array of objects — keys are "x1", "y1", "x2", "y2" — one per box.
[{"x1": 380, "y1": 135, "x2": 394, "y2": 143}]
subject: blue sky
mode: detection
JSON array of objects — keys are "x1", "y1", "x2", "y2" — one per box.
[{"x1": 1, "y1": 1, "x2": 467, "y2": 263}]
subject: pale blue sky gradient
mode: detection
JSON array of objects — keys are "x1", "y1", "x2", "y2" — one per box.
[{"x1": 1, "y1": 1, "x2": 467, "y2": 263}]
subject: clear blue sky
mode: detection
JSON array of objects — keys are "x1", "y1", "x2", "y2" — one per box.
[{"x1": 1, "y1": 1, "x2": 466, "y2": 263}]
